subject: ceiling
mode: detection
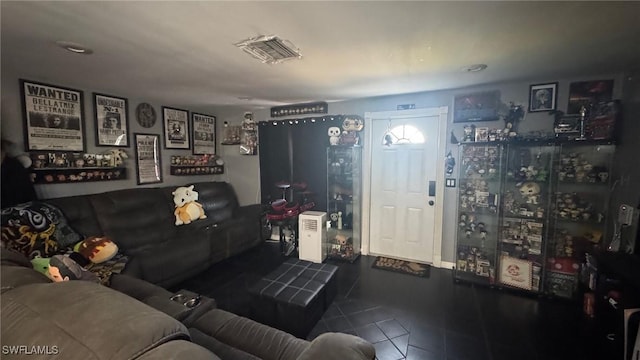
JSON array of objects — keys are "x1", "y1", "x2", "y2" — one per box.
[{"x1": 2, "y1": 1, "x2": 640, "y2": 109}]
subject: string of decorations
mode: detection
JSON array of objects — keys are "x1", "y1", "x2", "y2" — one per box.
[{"x1": 259, "y1": 115, "x2": 348, "y2": 126}]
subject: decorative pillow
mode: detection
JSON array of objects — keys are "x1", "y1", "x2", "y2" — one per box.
[
  {"x1": 1, "y1": 201, "x2": 82, "y2": 259},
  {"x1": 77, "y1": 236, "x2": 119, "y2": 264}
]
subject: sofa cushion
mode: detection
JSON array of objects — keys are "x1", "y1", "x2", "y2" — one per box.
[
  {"x1": 47, "y1": 195, "x2": 102, "y2": 238},
  {"x1": 1, "y1": 281, "x2": 190, "y2": 360},
  {"x1": 89, "y1": 188, "x2": 176, "y2": 252},
  {"x1": 190, "y1": 328, "x2": 261, "y2": 360},
  {"x1": 136, "y1": 339, "x2": 221, "y2": 360},
  {"x1": 297, "y1": 333, "x2": 375, "y2": 360},
  {"x1": 191, "y1": 309, "x2": 309, "y2": 360},
  {"x1": 134, "y1": 236, "x2": 210, "y2": 286}
]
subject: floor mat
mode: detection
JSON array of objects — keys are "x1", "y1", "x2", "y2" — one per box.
[{"x1": 371, "y1": 256, "x2": 431, "y2": 278}]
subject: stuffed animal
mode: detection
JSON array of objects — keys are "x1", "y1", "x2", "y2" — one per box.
[
  {"x1": 172, "y1": 185, "x2": 207, "y2": 225},
  {"x1": 338, "y1": 116, "x2": 364, "y2": 145},
  {"x1": 77, "y1": 236, "x2": 118, "y2": 264},
  {"x1": 47, "y1": 255, "x2": 98, "y2": 282},
  {"x1": 31, "y1": 257, "x2": 51, "y2": 277}
]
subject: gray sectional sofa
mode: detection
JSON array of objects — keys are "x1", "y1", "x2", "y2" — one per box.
[
  {"x1": 45, "y1": 181, "x2": 263, "y2": 287},
  {"x1": 1, "y1": 249, "x2": 376, "y2": 360}
]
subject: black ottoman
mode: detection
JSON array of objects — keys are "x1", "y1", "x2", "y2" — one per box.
[{"x1": 249, "y1": 258, "x2": 338, "y2": 338}]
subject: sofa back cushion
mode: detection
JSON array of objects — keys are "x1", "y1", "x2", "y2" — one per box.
[
  {"x1": 89, "y1": 188, "x2": 176, "y2": 253},
  {"x1": 1, "y1": 280, "x2": 191, "y2": 360},
  {"x1": 47, "y1": 195, "x2": 102, "y2": 240}
]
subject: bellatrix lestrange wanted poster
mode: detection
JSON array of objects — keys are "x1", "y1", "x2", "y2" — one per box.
[{"x1": 21, "y1": 80, "x2": 85, "y2": 152}]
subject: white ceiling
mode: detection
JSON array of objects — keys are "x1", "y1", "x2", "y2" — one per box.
[{"x1": 2, "y1": 1, "x2": 639, "y2": 109}]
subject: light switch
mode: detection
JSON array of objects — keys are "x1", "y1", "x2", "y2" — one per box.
[{"x1": 445, "y1": 178, "x2": 456, "y2": 188}]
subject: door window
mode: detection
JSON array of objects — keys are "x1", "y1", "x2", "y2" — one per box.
[{"x1": 382, "y1": 125, "x2": 425, "y2": 145}]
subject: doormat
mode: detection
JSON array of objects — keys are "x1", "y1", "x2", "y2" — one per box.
[{"x1": 372, "y1": 256, "x2": 431, "y2": 278}]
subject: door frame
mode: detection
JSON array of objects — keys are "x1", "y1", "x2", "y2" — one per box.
[{"x1": 362, "y1": 107, "x2": 448, "y2": 267}]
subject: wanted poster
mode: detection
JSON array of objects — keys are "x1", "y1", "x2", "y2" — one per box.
[
  {"x1": 21, "y1": 80, "x2": 85, "y2": 151},
  {"x1": 162, "y1": 107, "x2": 190, "y2": 149},
  {"x1": 95, "y1": 93, "x2": 128, "y2": 146},
  {"x1": 192, "y1": 113, "x2": 216, "y2": 155}
]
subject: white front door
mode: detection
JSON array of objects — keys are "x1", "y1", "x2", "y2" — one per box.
[{"x1": 365, "y1": 108, "x2": 447, "y2": 265}]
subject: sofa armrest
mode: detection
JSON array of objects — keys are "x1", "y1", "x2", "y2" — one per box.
[{"x1": 297, "y1": 333, "x2": 375, "y2": 360}]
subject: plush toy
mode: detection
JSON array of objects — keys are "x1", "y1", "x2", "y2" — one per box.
[
  {"x1": 172, "y1": 185, "x2": 207, "y2": 225},
  {"x1": 31, "y1": 257, "x2": 51, "y2": 277},
  {"x1": 77, "y1": 236, "x2": 118, "y2": 264},
  {"x1": 47, "y1": 255, "x2": 98, "y2": 282}
]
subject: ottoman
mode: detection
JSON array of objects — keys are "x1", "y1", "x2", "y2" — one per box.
[{"x1": 249, "y1": 258, "x2": 338, "y2": 338}]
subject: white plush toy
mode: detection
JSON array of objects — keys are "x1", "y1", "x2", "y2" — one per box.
[
  {"x1": 172, "y1": 185, "x2": 207, "y2": 225},
  {"x1": 328, "y1": 127, "x2": 341, "y2": 146}
]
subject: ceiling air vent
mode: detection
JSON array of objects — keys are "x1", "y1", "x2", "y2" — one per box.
[{"x1": 234, "y1": 35, "x2": 302, "y2": 64}]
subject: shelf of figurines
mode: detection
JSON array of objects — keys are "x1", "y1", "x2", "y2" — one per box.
[
  {"x1": 458, "y1": 138, "x2": 615, "y2": 146},
  {"x1": 30, "y1": 151, "x2": 128, "y2": 184},
  {"x1": 169, "y1": 155, "x2": 224, "y2": 176}
]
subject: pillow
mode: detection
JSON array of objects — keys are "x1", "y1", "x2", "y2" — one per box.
[{"x1": 1, "y1": 201, "x2": 82, "y2": 259}]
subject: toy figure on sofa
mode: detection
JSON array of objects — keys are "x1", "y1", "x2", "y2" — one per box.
[
  {"x1": 47, "y1": 255, "x2": 98, "y2": 283},
  {"x1": 172, "y1": 185, "x2": 207, "y2": 226}
]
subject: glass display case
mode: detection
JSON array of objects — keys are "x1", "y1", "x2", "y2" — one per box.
[
  {"x1": 454, "y1": 143, "x2": 504, "y2": 285},
  {"x1": 545, "y1": 142, "x2": 615, "y2": 299},
  {"x1": 326, "y1": 146, "x2": 361, "y2": 262},
  {"x1": 498, "y1": 143, "x2": 554, "y2": 293}
]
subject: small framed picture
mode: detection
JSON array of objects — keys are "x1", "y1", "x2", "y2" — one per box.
[
  {"x1": 94, "y1": 93, "x2": 129, "y2": 147},
  {"x1": 529, "y1": 82, "x2": 558, "y2": 112},
  {"x1": 162, "y1": 106, "x2": 190, "y2": 149}
]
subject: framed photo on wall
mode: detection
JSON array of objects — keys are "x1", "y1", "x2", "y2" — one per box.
[
  {"x1": 20, "y1": 79, "x2": 86, "y2": 151},
  {"x1": 134, "y1": 133, "x2": 162, "y2": 185},
  {"x1": 162, "y1": 106, "x2": 190, "y2": 149},
  {"x1": 93, "y1": 93, "x2": 129, "y2": 147},
  {"x1": 529, "y1": 82, "x2": 558, "y2": 112},
  {"x1": 191, "y1": 112, "x2": 216, "y2": 155},
  {"x1": 453, "y1": 91, "x2": 500, "y2": 123}
]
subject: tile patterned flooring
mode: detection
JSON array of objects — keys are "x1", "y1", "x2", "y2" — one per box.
[{"x1": 172, "y1": 242, "x2": 612, "y2": 360}]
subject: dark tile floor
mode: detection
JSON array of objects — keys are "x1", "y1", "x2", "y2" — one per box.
[{"x1": 172, "y1": 242, "x2": 611, "y2": 360}]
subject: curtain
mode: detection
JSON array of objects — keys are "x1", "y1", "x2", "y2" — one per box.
[{"x1": 258, "y1": 116, "x2": 346, "y2": 212}]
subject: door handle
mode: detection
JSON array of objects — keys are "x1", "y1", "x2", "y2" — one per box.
[{"x1": 428, "y1": 180, "x2": 436, "y2": 197}]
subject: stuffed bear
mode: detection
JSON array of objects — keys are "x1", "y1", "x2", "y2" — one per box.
[{"x1": 172, "y1": 185, "x2": 207, "y2": 225}]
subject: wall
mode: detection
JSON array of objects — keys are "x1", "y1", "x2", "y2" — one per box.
[
  {"x1": 1, "y1": 70, "x2": 225, "y2": 199},
  {"x1": 1, "y1": 62, "x2": 629, "y2": 263}
]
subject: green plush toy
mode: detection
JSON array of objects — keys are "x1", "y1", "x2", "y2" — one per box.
[{"x1": 30, "y1": 257, "x2": 51, "y2": 277}]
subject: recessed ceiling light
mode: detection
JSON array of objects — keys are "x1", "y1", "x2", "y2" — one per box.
[
  {"x1": 56, "y1": 41, "x2": 93, "y2": 55},
  {"x1": 461, "y1": 64, "x2": 487, "y2": 73}
]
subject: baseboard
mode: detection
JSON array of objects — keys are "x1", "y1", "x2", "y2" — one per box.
[{"x1": 439, "y1": 261, "x2": 455, "y2": 270}]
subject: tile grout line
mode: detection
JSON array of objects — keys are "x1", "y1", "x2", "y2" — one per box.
[
  {"x1": 343, "y1": 274, "x2": 361, "y2": 299},
  {"x1": 472, "y1": 286, "x2": 494, "y2": 360}
]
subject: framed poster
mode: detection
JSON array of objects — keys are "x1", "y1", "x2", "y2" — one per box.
[
  {"x1": 134, "y1": 133, "x2": 162, "y2": 185},
  {"x1": 191, "y1": 112, "x2": 216, "y2": 155},
  {"x1": 94, "y1": 93, "x2": 129, "y2": 147},
  {"x1": 499, "y1": 255, "x2": 533, "y2": 290},
  {"x1": 453, "y1": 91, "x2": 500, "y2": 123},
  {"x1": 162, "y1": 106, "x2": 190, "y2": 149},
  {"x1": 529, "y1": 82, "x2": 558, "y2": 112},
  {"x1": 20, "y1": 79, "x2": 85, "y2": 151},
  {"x1": 567, "y1": 79, "x2": 614, "y2": 114}
]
